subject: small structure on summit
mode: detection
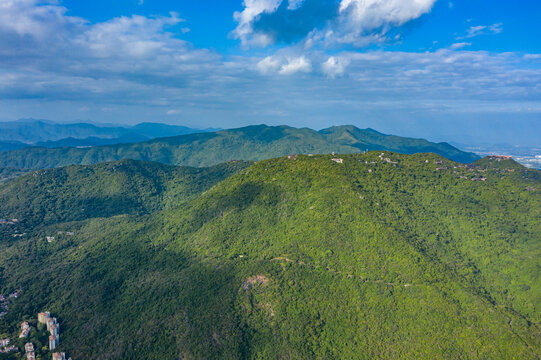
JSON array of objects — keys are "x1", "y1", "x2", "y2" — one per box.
[
  {"x1": 331, "y1": 158, "x2": 344, "y2": 164},
  {"x1": 488, "y1": 155, "x2": 512, "y2": 160}
]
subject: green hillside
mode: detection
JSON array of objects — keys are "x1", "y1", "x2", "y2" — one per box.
[
  {"x1": 0, "y1": 125, "x2": 479, "y2": 170},
  {"x1": 0, "y1": 153, "x2": 538, "y2": 359},
  {"x1": 0, "y1": 159, "x2": 251, "y2": 227}
]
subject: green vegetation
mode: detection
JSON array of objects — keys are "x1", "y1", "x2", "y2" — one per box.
[
  {"x1": 0, "y1": 168, "x2": 30, "y2": 184},
  {"x1": 0, "y1": 125, "x2": 479, "y2": 170},
  {"x1": 0, "y1": 159, "x2": 251, "y2": 227},
  {"x1": 0, "y1": 153, "x2": 538, "y2": 359}
]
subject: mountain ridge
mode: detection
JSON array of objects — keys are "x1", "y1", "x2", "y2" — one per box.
[{"x1": 0, "y1": 124, "x2": 480, "y2": 170}]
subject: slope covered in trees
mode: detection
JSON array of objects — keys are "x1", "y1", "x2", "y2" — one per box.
[
  {"x1": 0, "y1": 125, "x2": 479, "y2": 170},
  {"x1": 0, "y1": 159, "x2": 251, "y2": 227},
  {"x1": 0, "y1": 153, "x2": 538, "y2": 359}
]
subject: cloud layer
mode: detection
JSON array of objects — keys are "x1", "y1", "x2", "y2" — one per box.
[{"x1": 0, "y1": 0, "x2": 539, "y2": 145}]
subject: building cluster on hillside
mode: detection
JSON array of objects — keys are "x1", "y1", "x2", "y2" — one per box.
[
  {"x1": 52, "y1": 352, "x2": 67, "y2": 360},
  {"x1": 39, "y1": 312, "x2": 61, "y2": 350},
  {"x1": 0, "y1": 218, "x2": 19, "y2": 225},
  {"x1": 25, "y1": 342, "x2": 35, "y2": 360},
  {"x1": 0, "y1": 344, "x2": 18, "y2": 353},
  {"x1": 19, "y1": 321, "x2": 32, "y2": 338},
  {"x1": 0, "y1": 338, "x2": 17, "y2": 354},
  {"x1": 0, "y1": 289, "x2": 22, "y2": 318},
  {"x1": 378, "y1": 153, "x2": 398, "y2": 164}
]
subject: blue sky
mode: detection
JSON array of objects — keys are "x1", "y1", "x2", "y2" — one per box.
[{"x1": 0, "y1": 0, "x2": 539, "y2": 145}]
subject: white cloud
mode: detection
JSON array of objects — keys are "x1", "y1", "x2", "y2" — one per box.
[
  {"x1": 450, "y1": 42, "x2": 471, "y2": 50},
  {"x1": 257, "y1": 56, "x2": 282, "y2": 73},
  {"x1": 489, "y1": 23, "x2": 503, "y2": 34},
  {"x1": 232, "y1": 0, "x2": 282, "y2": 47},
  {"x1": 321, "y1": 56, "x2": 349, "y2": 78},
  {"x1": 79, "y1": 13, "x2": 184, "y2": 59},
  {"x1": 458, "y1": 23, "x2": 504, "y2": 39},
  {"x1": 233, "y1": 0, "x2": 437, "y2": 48},
  {"x1": 257, "y1": 55, "x2": 313, "y2": 75},
  {"x1": 288, "y1": 0, "x2": 305, "y2": 9},
  {"x1": 0, "y1": 0, "x2": 85, "y2": 39},
  {"x1": 524, "y1": 54, "x2": 541, "y2": 60},
  {"x1": 279, "y1": 56, "x2": 312, "y2": 75},
  {"x1": 166, "y1": 109, "x2": 180, "y2": 115},
  {"x1": 338, "y1": 0, "x2": 435, "y2": 31}
]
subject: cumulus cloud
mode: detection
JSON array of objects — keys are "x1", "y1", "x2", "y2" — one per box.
[
  {"x1": 233, "y1": 0, "x2": 437, "y2": 48},
  {"x1": 256, "y1": 54, "x2": 313, "y2": 75},
  {"x1": 321, "y1": 56, "x2": 349, "y2": 78},
  {"x1": 0, "y1": 0, "x2": 84, "y2": 38},
  {"x1": 257, "y1": 56, "x2": 282, "y2": 73},
  {"x1": 233, "y1": 0, "x2": 282, "y2": 47},
  {"x1": 279, "y1": 56, "x2": 312, "y2": 74}
]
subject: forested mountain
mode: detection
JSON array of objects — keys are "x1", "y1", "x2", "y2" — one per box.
[
  {"x1": 0, "y1": 152, "x2": 538, "y2": 359},
  {"x1": 0, "y1": 141, "x2": 28, "y2": 153},
  {"x1": 0, "y1": 159, "x2": 251, "y2": 227},
  {"x1": 0, "y1": 125, "x2": 479, "y2": 170}
]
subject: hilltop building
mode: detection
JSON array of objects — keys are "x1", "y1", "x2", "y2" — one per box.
[
  {"x1": 52, "y1": 353, "x2": 66, "y2": 360},
  {"x1": 488, "y1": 155, "x2": 512, "y2": 160}
]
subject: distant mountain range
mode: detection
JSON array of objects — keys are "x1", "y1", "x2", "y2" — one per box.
[
  {"x1": 0, "y1": 124, "x2": 479, "y2": 169},
  {"x1": 0, "y1": 119, "x2": 218, "y2": 149}
]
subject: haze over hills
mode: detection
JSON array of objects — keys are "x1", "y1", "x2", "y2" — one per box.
[
  {"x1": 0, "y1": 119, "x2": 218, "y2": 147},
  {"x1": 0, "y1": 124, "x2": 479, "y2": 170},
  {"x1": 0, "y1": 152, "x2": 539, "y2": 359}
]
